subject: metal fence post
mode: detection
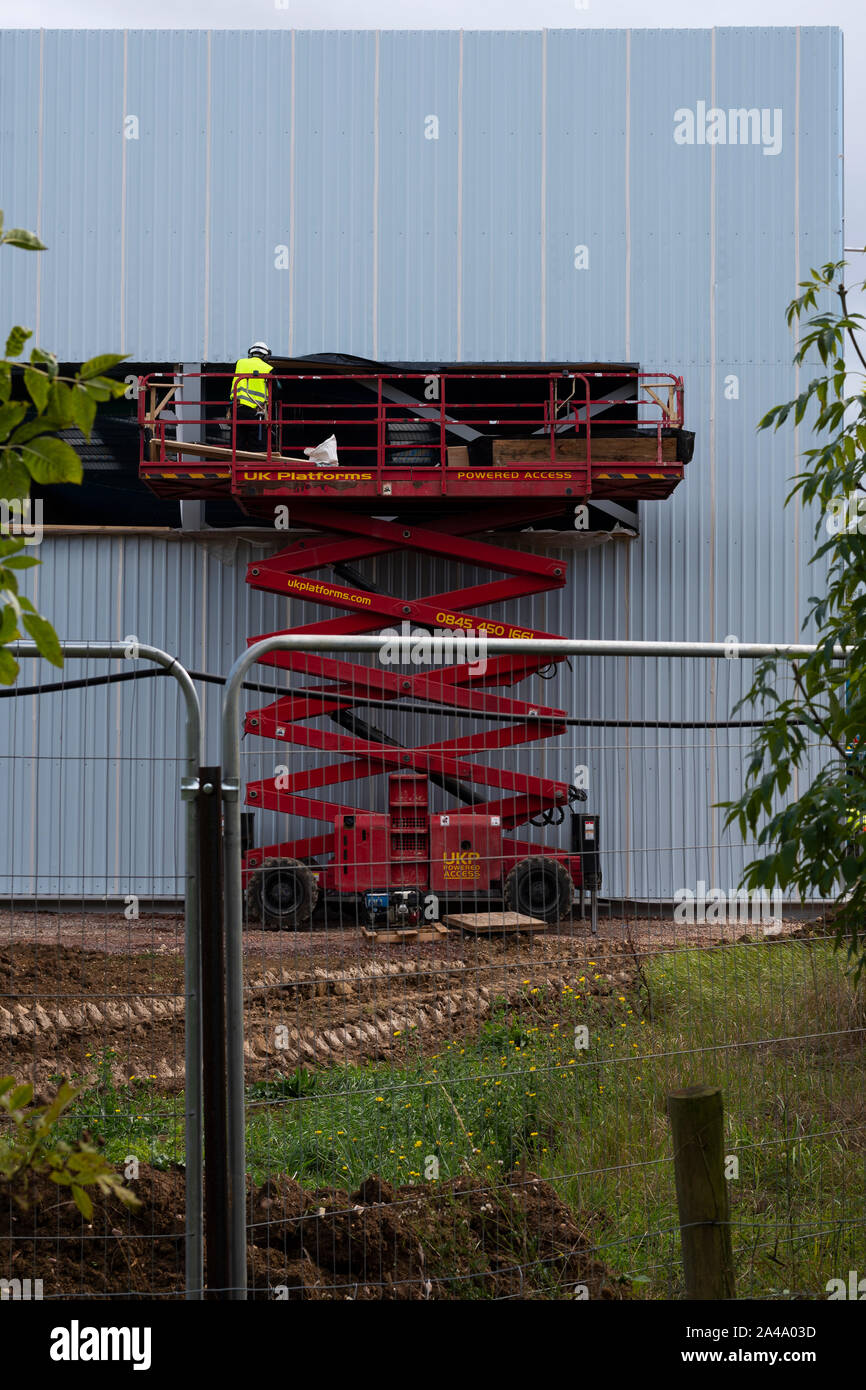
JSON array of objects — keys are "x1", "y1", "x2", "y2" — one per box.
[
  {"x1": 197, "y1": 766, "x2": 230, "y2": 1297},
  {"x1": 11, "y1": 640, "x2": 204, "y2": 1299}
]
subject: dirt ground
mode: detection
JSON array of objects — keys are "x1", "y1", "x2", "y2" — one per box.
[
  {"x1": 0, "y1": 907, "x2": 824, "y2": 1300},
  {"x1": 0, "y1": 907, "x2": 811, "y2": 1089},
  {"x1": 0, "y1": 1162, "x2": 625, "y2": 1300}
]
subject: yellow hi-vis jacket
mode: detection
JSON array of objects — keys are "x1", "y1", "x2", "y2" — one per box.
[{"x1": 230, "y1": 357, "x2": 273, "y2": 411}]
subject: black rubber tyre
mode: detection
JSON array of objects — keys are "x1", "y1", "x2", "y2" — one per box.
[
  {"x1": 245, "y1": 856, "x2": 319, "y2": 930},
  {"x1": 386, "y1": 420, "x2": 439, "y2": 467},
  {"x1": 504, "y1": 855, "x2": 573, "y2": 925}
]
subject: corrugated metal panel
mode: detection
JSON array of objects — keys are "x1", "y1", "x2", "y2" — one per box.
[
  {"x1": 0, "y1": 31, "x2": 42, "y2": 338},
  {"x1": 0, "y1": 27, "x2": 844, "y2": 899},
  {"x1": 0, "y1": 27, "x2": 842, "y2": 362},
  {"x1": 0, "y1": 520, "x2": 831, "y2": 901},
  {"x1": 37, "y1": 31, "x2": 125, "y2": 354}
]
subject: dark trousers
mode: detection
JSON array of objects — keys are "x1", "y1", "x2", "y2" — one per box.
[{"x1": 233, "y1": 403, "x2": 264, "y2": 455}]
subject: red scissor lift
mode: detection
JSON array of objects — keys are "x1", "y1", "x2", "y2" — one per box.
[{"x1": 140, "y1": 362, "x2": 690, "y2": 933}]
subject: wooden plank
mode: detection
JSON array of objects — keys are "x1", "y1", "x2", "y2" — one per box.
[
  {"x1": 491, "y1": 435, "x2": 678, "y2": 465},
  {"x1": 446, "y1": 446, "x2": 469, "y2": 467},
  {"x1": 361, "y1": 923, "x2": 450, "y2": 944},
  {"x1": 147, "y1": 384, "x2": 177, "y2": 421},
  {"x1": 159, "y1": 438, "x2": 311, "y2": 464},
  {"x1": 644, "y1": 385, "x2": 677, "y2": 421},
  {"x1": 443, "y1": 911, "x2": 548, "y2": 935}
]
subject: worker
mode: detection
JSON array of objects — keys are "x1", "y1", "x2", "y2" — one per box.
[{"x1": 228, "y1": 342, "x2": 278, "y2": 454}]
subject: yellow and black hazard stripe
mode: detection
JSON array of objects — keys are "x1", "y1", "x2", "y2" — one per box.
[
  {"x1": 595, "y1": 471, "x2": 670, "y2": 481},
  {"x1": 148, "y1": 470, "x2": 231, "y2": 481}
]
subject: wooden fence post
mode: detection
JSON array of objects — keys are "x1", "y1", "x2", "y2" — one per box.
[{"x1": 667, "y1": 1084, "x2": 736, "y2": 1299}]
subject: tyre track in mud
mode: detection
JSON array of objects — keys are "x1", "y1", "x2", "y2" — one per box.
[{"x1": 0, "y1": 944, "x2": 638, "y2": 1089}]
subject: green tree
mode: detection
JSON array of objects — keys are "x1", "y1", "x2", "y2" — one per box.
[
  {"x1": 722, "y1": 256, "x2": 866, "y2": 975},
  {"x1": 0, "y1": 212, "x2": 127, "y2": 683}
]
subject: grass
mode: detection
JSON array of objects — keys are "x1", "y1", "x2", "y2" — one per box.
[
  {"x1": 538, "y1": 938, "x2": 866, "y2": 1298},
  {"x1": 61, "y1": 936, "x2": 866, "y2": 1299}
]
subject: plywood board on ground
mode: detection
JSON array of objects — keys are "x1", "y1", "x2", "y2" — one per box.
[
  {"x1": 443, "y1": 911, "x2": 548, "y2": 935},
  {"x1": 361, "y1": 923, "x2": 450, "y2": 944}
]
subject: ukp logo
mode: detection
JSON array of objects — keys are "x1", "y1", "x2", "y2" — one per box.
[{"x1": 674, "y1": 101, "x2": 783, "y2": 156}]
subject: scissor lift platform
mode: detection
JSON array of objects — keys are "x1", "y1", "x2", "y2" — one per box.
[
  {"x1": 139, "y1": 361, "x2": 691, "y2": 509},
  {"x1": 138, "y1": 360, "x2": 691, "y2": 932}
]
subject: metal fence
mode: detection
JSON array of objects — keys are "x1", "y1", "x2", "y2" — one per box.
[
  {"x1": 2, "y1": 634, "x2": 864, "y2": 1302},
  {"x1": 217, "y1": 635, "x2": 863, "y2": 1301},
  {"x1": 0, "y1": 641, "x2": 203, "y2": 1300}
]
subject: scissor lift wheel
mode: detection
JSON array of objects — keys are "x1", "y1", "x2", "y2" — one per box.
[
  {"x1": 504, "y1": 855, "x2": 574, "y2": 926},
  {"x1": 244, "y1": 856, "x2": 319, "y2": 930}
]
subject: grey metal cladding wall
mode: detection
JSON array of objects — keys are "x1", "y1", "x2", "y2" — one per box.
[
  {"x1": 0, "y1": 27, "x2": 844, "y2": 899},
  {"x1": 0, "y1": 535, "x2": 294, "y2": 896},
  {"x1": 0, "y1": 27, "x2": 842, "y2": 363},
  {"x1": 0, "y1": 31, "x2": 42, "y2": 342}
]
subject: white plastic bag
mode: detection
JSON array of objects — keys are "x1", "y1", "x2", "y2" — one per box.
[{"x1": 304, "y1": 433, "x2": 339, "y2": 467}]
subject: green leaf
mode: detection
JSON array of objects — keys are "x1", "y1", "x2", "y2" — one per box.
[
  {"x1": 1, "y1": 560, "x2": 27, "y2": 592},
  {"x1": 0, "y1": 649, "x2": 17, "y2": 685},
  {"x1": 23, "y1": 366, "x2": 51, "y2": 413},
  {"x1": 0, "y1": 453, "x2": 30, "y2": 503},
  {"x1": 3, "y1": 555, "x2": 40, "y2": 569},
  {"x1": 0, "y1": 402, "x2": 27, "y2": 440},
  {"x1": 68, "y1": 386, "x2": 97, "y2": 439},
  {"x1": 29, "y1": 346, "x2": 58, "y2": 377},
  {"x1": 841, "y1": 855, "x2": 861, "y2": 885},
  {"x1": 7, "y1": 418, "x2": 66, "y2": 447},
  {"x1": 77, "y1": 376, "x2": 127, "y2": 404},
  {"x1": 42, "y1": 380, "x2": 76, "y2": 430},
  {"x1": 78, "y1": 382, "x2": 111, "y2": 404},
  {"x1": 9, "y1": 1083, "x2": 33, "y2": 1109},
  {"x1": 42, "y1": 1080, "x2": 79, "y2": 1126},
  {"x1": 4, "y1": 325, "x2": 32, "y2": 358},
  {"x1": 21, "y1": 610, "x2": 63, "y2": 668},
  {"x1": 2, "y1": 228, "x2": 46, "y2": 251},
  {"x1": 114, "y1": 1185, "x2": 143, "y2": 1210},
  {"x1": 71, "y1": 1185, "x2": 93, "y2": 1220},
  {"x1": 0, "y1": 604, "x2": 18, "y2": 645},
  {"x1": 77, "y1": 353, "x2": 127, "y2": 380},
  {"x1": 20, "y1": 435, "x2": 82, "y2": 485}
]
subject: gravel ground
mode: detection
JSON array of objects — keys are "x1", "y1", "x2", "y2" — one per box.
[{"x1": 0, "y1": 906, "x2": 817, "y2": 959}]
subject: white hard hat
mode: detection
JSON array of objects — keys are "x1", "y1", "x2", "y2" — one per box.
[{"x1": 248, "y1": 341, "x2": 271, "y2": 359}]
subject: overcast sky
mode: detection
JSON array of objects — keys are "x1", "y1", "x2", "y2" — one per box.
[{"x1": 3, "y1": 1, "x2": 863, "y2": 277}]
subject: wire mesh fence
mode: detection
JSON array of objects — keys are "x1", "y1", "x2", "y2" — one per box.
[
  {"x1": 0, "y1": 642, "x2": 202, "y2": 1301},
  {"x1": 224, "y1": 636, "x2": 865, "y2": 1301},
  {"x1": 1, "y1": 634, "x2": 863, "y2": 1302}
]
